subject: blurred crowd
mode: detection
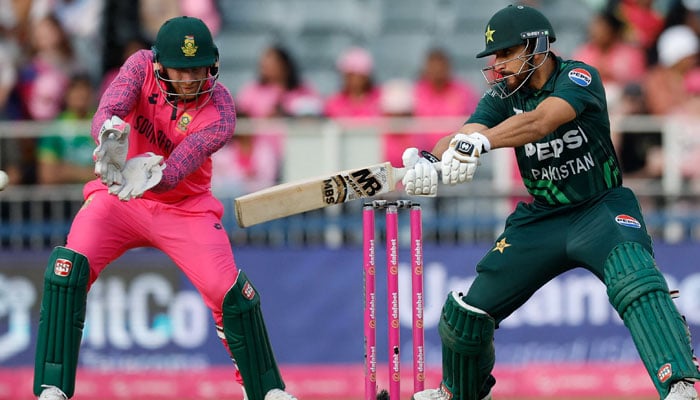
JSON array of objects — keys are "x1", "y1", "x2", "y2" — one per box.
[{"x1": 0, "y1": 0, "x2": 699, "y2": 198}]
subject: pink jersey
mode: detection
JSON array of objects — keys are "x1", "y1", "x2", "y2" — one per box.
[
  {"x1": 413, "y1": 79, "x2": 479, "y2": 117},
  {"x1": 323, "y1": 88, "x2": 382, "y2": 117},
  {"x1": 236, "y1": 80, "x2": 322, "y2": 117},
  {"x1": 87, "y1": 49, "x2": 236, "y2": 203}
]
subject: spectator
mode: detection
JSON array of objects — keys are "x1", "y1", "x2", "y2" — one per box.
[
  {"x1": 611, "y1": 0, "x2": 665, "y2": 51},
  {"x1": 98, "y1": 36, "x2": 149, "y2": 97},
  {"x1": 644, "y1": 25, "x2": 699, "y2": 115},
  {"x1": 0, "y1": 0, "x2": 23, "y2": 183},
  {"x1": 573, "y1": 11, "x2": 647, "y2": 106},
  {"x1": 380, "y1": 78, "x2": 415, "y2": 166},
  {"x1": 231, "y1": 45, "x2": 321, "y2": 193},
  {"x1": 180, "y1": 0, "x2": 221, "y2": 36},
  {"x1": 16, "y1": 14, "x2": 77, "y2": 120},
  {"x1": 36, "y1": 73, "x2": 96, "y2": 185},
  {"x1": 237, "y1": 45, "x2": 322, "y2": 118},
  {"x1": 413, "y1": 48, "x2": 479, "y2": 118},
  {"x1": 324, "y1": 46, "x2": 382, "y2": 118},
  {"x1": 52, "y1": 0, "x2": 106, "y2": 82},
  {"x1": 139, "y1": 0, "x2": 221, "y2": 42},
  {"x1": 413, "y1": 47, "x2": 481, "y2": 158},
  {"x1": 210, "y1": 132, "x2": 281, "y2": 198},
  {"x1": 139, "y1": 0, "x2": 181, "y2": 42},
  {"x1": 646, "y1": 0, "x2": 700, "y2": 65}
]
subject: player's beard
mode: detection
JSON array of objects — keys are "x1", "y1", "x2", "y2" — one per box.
[{"x1": 502, "y1": 70, "x2": 528, "y2": 92}]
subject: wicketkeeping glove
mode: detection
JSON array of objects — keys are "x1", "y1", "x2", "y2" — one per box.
[
  {"x1": 441, "y1": 133, "x2": 490, "y2": 185},
  {"x1": 401, "y1": 147, "x2": 439, "y2": 196},
  {"x1": 108, "y1": 152, "x2": 166, "y2": 201},
  {"x1": 94, "y1": 116, "x2": 130, "y2": 186}
]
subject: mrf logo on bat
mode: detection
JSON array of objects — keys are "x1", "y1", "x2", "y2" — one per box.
[{"x1": 322, "y1": 167, "x2": 385, "y2": 205}]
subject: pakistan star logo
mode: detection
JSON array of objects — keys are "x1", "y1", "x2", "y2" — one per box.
[
  {"x1": 492, "y1": 238, "x2": 511, "y2": 253},
  {"x1": 485, "y1": 25, "x2": 496, "y2": 43},
  {"x1": 182, "y1": 35, "x2": 198, "y2": 57}
]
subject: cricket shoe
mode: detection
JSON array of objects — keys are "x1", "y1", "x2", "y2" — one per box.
[
  {"x1": 264, "y1": 388, "x2": 298, "y2": 400},
  {"x1": 38, "y1": 385, "x2": 67, "y2": 400},
  {"x1": 665, "y1": 380, "x2": 699, "y2": 400},
  {"x1": 242, "y1": 387, "x2": 298, "y2": 400},
  {"x1": 412, "y1": 386, "x2": 492, "y2": 400}
]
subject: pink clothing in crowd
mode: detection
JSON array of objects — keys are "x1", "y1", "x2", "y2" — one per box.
[
  {"x1": 413, "y1": 79, "x2": 479, "y2": 117},
  {"x1": 572, "y1": 42, "x2": 647, "y2": 85},
  {"x1": 324, "y1": 88, "x2": 383, "y2": 117},
  {"x1": 211, "y1": 135, "x2": 281, "y2": 196},
  {"x1": 236, "y1": 81, "x2": 322, "y2": 117}
]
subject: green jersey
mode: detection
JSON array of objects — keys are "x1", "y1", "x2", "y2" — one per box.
[{"x1": 468, "y1": 56, "x2": 622, "y2": 206}]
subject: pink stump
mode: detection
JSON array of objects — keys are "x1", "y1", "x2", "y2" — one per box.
[
  {"x1": 385, "y1": 204, "x2": 400, "y2": 399},
  {"x1": 362, "y1": 204, "x2": 377, "y2": 400}
]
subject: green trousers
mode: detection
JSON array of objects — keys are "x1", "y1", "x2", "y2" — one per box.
[{"x1": 465, "y1": 186, "x2": 652, "y2": 321}]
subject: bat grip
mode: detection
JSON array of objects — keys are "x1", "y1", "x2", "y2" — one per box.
[{"x1": 394, "y1": 162, "x2": 441, "y2": 182}]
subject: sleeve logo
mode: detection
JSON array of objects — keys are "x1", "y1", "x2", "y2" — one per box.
[
  {"x1": 242, "y1": 281, "x2": 256, "y2": 300},
  {"x1": 568, "y1": 68, "x2": 592, "y2": 87},
  {"x1": 615, "y1": 214, "x2": 641, "y2": 228}
]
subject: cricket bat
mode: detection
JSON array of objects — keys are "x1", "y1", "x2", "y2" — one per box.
[{"x1": 234, "y1": 161, "x2": 412, "y2": 227}]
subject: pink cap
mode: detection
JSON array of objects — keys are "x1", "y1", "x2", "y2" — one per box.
[{"x1": 337, "y1": 47, "x2": 373, "y2": 75}]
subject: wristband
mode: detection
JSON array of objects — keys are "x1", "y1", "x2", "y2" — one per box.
[{"x1": 420, "y1": 150, "x2": 440, "y2": 163}]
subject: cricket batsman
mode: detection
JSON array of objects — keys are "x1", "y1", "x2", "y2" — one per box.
[
  {"x1": 401, "y1": 4, "x2": 700, "y2": 400},
  {"x1": 33, "y1": 16, "x2": 296, "y2": 400}
]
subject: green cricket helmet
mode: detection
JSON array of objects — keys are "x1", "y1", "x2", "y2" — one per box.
[
  {"x1": 152, "y1": 16, "x2": 219, "y2": 109},
  {"x1": 477, "y1": 5, "x2": 556, "y2": 98},
  {"x1": 476, "y1": 4, "x2": 556, "y2": 58}
]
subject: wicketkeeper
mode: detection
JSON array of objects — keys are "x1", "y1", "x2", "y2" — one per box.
[{"x1": 33, "y1": 16, "x2": 296, "y2": 400}]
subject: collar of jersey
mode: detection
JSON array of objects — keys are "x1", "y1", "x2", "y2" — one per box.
[{"x1": 518, "y1": 55, "x2": 562, "y2": 97}]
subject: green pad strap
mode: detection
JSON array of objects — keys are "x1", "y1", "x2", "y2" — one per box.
[
  {"x1": 222, "y1": 270, "x2": 284, "y2": 400},
  {"x1": 605, "y1": 242, "x2": 700, "y2": 397},
  {"x1": 438, "y1": 291, "x2": 496, "y2": 400},
  {"x1": 33, "y1": 246, "x2": 90, "y2": 398}
]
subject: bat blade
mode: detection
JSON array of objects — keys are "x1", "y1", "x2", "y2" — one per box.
[{"x1": 234, "y1": 162, "x2": 405, "y2": 228}]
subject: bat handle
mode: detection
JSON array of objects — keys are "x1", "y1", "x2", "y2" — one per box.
[
  {"x1": 394, "y1": 161, "x2": 441, "y2": 182},
  {"x1": 393, "y1": 161, "x2": 442, "y2": 192}
]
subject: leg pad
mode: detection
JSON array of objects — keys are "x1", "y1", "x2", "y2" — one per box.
[
  {"x1": 605, "y1": 242, "x2": 700, "y2": 397},
  {"x1": 438, "y1": 291, "x2": 496, "y2": 400},
  {"x1": 222, "y1": 270, "x2": 284, "y2": 400},
  {"x1": 33, "y1": 247, "x2": 90, "y2": 398}
]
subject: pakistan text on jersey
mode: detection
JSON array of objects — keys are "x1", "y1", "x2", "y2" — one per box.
[
  {"x1": 133, "y1": 115, "x2": 175, "y2": 154},
  {"x1": 530, "y1": 152, "x2": 594, "y2": 181}
]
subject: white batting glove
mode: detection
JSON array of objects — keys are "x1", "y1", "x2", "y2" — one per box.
[
  {"x1": 108, "y1": 153, "x2": 165, "y2": 201},
  {"x1": 401, "y1": 148, "x2": 438, "y2": 196},
  {"x1": 94, "y1": 116, "x2": 130, "y2": 186},
  {"x1": 441, "y1": 132, "x2": 490, "y2": 185}
]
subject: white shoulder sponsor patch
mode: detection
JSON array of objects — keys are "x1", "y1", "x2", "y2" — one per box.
[
  {"x1": 568, "y1": 68, "x2": 592, "y2": 87},
  {"x1": 615, "y1": 214, "x2": 641, "y2": 228}
]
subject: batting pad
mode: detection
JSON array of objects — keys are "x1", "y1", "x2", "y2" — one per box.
[
  {"x1": 438, "y1": 291, "x2": 496, "y2": 400},
  {"x1": 33, "y1": 246, "x2": 90, "y2": 398},
  {"x1": 222, "y1": 270, "x2": 284, "y2": 400},
  {"x1": 605, "y1": 242, "x2": 700, "y2": 397}
]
